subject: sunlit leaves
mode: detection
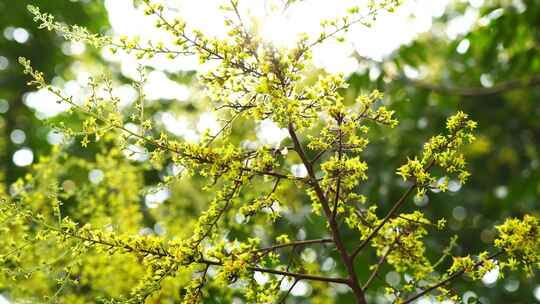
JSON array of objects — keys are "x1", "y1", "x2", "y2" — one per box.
[{"x1": 5, "y1": 1, "x2": 539, "y2": 303}]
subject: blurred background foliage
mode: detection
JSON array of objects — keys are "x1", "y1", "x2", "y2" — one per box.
[
  {"x1": 0, "y1": 0, "x2": 539, "y2": 303},
  {"x1": 347, "y1": 1, "x2": 540, "y2": 303},
  {"x1": 0, "y1": 0, "x2": 108, "y2": 184}
]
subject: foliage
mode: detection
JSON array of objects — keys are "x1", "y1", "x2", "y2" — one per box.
[
  {"x1": 0, "y1": 1, "x2": 539, "y2": 303},
  {"x1": 0, "y1": 0, "x2": 108, "y2": 185},
  {"x1": 348, "y1": 1, "x2": 540, "y2": 301}
]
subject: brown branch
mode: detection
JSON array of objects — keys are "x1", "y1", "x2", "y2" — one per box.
[
  {"x1": 278, "y1": 279, "x2": 299, "y2": 304},
  {"x1": 306, "y1": 5, "x2": 378, "y2": 49},
  {"x1": 332, "y1": 118, "x2": 344, "y2": 222},
  {"x1": 397, "y1": 215, "x2": 435, "y2": 228},
  {"x1": 362, "y1": 237, "x2": 400, "y2": 291},
  {"x1": 199, "y1": 258, "x2": 349, "y2": 284},
  {"x1": 191, "y1": 264, "x2": 210, "y2": 302},
  {"x1": 351, "y1": 158, "x2": 436, "y2": 260},
  {"x1": 50, "y1": 223, "x2": 348, "y2": 285},
  {"x1": 193, "y1": 179, "x2": 244, "y2": 247},
  {"x1": 276, "y1": 244, "x2": 301, "y2": 296},
  {"x1": 253, "y1": 238, "x2": 334, "y2": 254},
  {"x1": 351, "y1": 124, "x2": 468, "y2": 261},
  {"x1": 350, "y1": 183, "x2": 417, "y2": 260},
  {"x1": 204, "y1": 112, "x2": 241, "y2": 147},
  {"x1": 74, "y1": 231, "x2": 346, "y2": 284},
  {"x1": 310, "y1": 148, "x2": 328, "y2": 165},
  {"x1": 403, "y1": 252, "x2": 503, "y2": 304},
  {"x1": 287, "y1": 123, "x2": 367, "y2": 304},
  {"x1": 111, "y1": 42, "x2": 195, "y2": 57},
  {"x1": 362, "y1": 250, "x2": 389, "y2": 292}
]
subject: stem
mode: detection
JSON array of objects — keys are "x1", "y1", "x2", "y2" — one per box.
[
  {"x1": 200, "y1": 258, "x2": 348, "y2": 284},
  {"x1": 362, "y1": 238, "x2": 399, "y2": 291},
  {"x1": 253, "y1": 238, "x2": 333, "y2": 253},
  {"x1": 403, "y1": 252, "x2": 503, "y2": 303},
  {"x1": 351, "y1": 184, "x2": 416, "y2": 259},
  {"x1": 332, "y1": 119, "x2": 344, "y2": 222},
  {"x1": 278, "y1": 279, "x2": 299, "y2": 304},
  {"x1": 351, "y1": 160, "x2": 435, "y2": 260}
]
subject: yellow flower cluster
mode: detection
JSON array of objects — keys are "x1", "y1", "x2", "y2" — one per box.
[{"x1": 397, "y1": 111, "x2": 477, "y2": 197}]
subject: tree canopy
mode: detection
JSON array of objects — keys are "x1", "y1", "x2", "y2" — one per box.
[{"x1": 0, "y1": 1, "x2": 539, "y2": 303}]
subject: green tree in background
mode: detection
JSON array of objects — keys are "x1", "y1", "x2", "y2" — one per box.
[
  {"x1": 0, "y1": 0, "x2": 108, "y2": 186},
  {"x1": 0, "y1": 1, "x2": 539, "y2": 304},
  {"x1": 347, "y1": 1, "x2": 540, "y2": 302}
]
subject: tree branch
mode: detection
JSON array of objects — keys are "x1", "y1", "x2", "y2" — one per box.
[
  {"x1": 351, "y1": 159, "x2": 435, "y2": 260},
  {"x1": 199, "y1": 258, "x2": 349, "y2": 284},
  {"x1": 403, "y1": 252, "x2": 503, "y2": 304},
  {"x1": 55, "y1": 223, "x2": 348, "y2": 285},
  {"x1": 351, "y1": 183, "x2": 417, "y2": 260},
  {"x1": 287, "y1": 123, "x2": 367, "y2": 304},
  {"x1": 253, "y1": 238, "x2": 334, "y2": 254},
  {"x1": 332, "y1": 117, "x2": 344, "y2": 222},
  {"x1": 278, "y1": 278, "x2": 299, "y2": 304},
  {"x1": 362, "y1": 238, "x2": 399, "y2": 291}
]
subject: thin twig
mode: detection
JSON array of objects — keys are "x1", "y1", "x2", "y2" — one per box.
[
  {"x1": 253, "y1": 238, "x2": 333, "y2": 254},
  {"x1": 277, "y1": 279, "x2": 299, "y2": 304},
  {"x1": 351, "y1": 159, "x2": 436, "y2": 260},
  {"x1": 362, "y1": 237, "x2": 400, "y2": 291},
  {"x1": 402, "y1": 252, "x2": 503, "y2": 304},
  {"x1": 351, "y1": 183, "x2": 417, "y2": 259}
]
